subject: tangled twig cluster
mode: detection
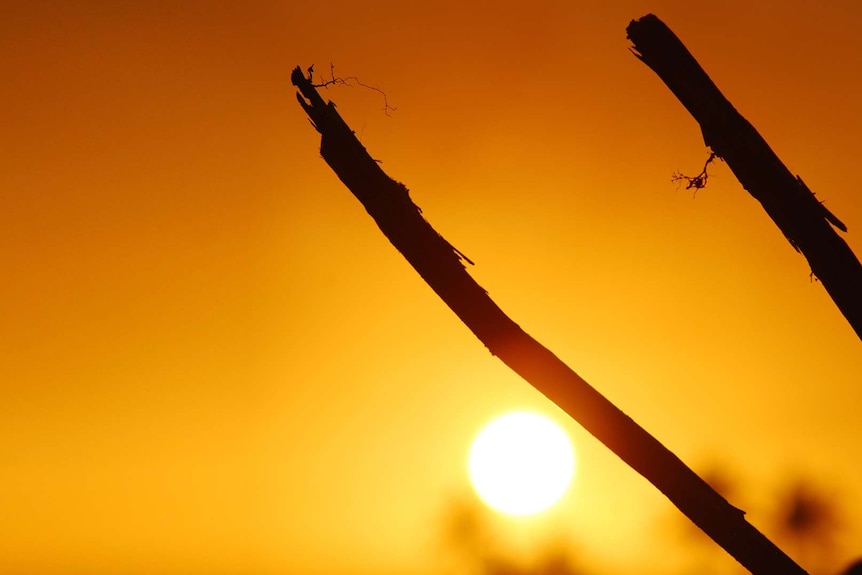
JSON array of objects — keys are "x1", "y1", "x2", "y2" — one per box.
[
  {"x1": 306, "y1": 63, "x2": 397, "y2": 116},
  {"x1": 672, "y1": 151, "x2": 717, "y2": 193}
]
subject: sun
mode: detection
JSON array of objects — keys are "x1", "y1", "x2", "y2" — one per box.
[{"x1": 468, "y1": 412, "x2": 576, "y2": 516}]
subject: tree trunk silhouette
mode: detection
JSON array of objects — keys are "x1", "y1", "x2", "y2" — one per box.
[
  {"x1": 627, "y1": 13, "x2": 862, "y2": 342},
  {"x1": 291, "y1": 67, "x2": 807, "y2": 575}
]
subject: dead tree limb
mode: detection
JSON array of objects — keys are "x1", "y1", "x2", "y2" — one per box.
[
  {"x1": 627, "y1": 13, "x2": 862, "y2": 342},
  {"x1": 291, "y1": 66, "x2": 806, "y2": 575}
]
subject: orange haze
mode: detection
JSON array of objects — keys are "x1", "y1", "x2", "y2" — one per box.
[{"x1": 2, "y1": 2, "x2": 861, "y2": 575}]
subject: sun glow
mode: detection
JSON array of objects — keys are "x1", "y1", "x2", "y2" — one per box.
[{"x1": 468, "y1": 412, "x2": 576, "y2": 516}]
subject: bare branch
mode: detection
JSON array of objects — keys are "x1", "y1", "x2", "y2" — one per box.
[
  {"x1": 306, "y1": 63, "x2": 397, "y2": 117},
  {"x1": 629, "y1": 13, "x2": 862, "y2": 340},
  {"x1": 291, "y1": 63, "x2": 807, "y2": 575}
]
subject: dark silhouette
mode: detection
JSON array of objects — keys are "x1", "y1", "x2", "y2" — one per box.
[
  {"x1": 665, "y1": 465, "x2": 750, "y2": 575},
  {"x1": 673, "y1": 151, "x2": 717, "y2": 192},
  {"x1": 665, "y1": 465, "x2": 851, "y2": 575},
  {"x1": 772, "y1": 480, "x2": 842, "y2": 574},
  {"x1": 627, "y1": 14, "x2": 862, "y2": 342},
  {"x1": 291, "y1": 66, "x2": 805, "y2": 575}
]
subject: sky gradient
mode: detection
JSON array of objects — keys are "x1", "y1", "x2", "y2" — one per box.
[{"x1": 2, "y1": 2, "x2": 861, "y2": 574}]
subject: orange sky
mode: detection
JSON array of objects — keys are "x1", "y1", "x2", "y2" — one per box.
[{"x1": 2, "y1": 2, "x2": 862, "y2": 574}]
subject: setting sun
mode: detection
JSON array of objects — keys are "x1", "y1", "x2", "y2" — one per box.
[
  {"x1": 4, "y1": 3, "x2": 862, "y2": 575},
  {"x1": 468, "y1": 412, "x2": 576, "y2": 516}
]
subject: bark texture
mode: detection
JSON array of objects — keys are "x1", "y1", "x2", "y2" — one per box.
[
  {"x1": 628, "y1": 13, "x2": 862, "y2": 342},
  {"x1": 291, "y1": 66, "x2": 807, "y2": 575}
]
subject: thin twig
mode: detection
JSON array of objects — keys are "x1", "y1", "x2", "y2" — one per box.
[
  {"x1": 307, "y1": 63, "x2": 397, "y2": 116},
  {"x1": 672, "y1": 151, "x2": 717, "y2": 194}
]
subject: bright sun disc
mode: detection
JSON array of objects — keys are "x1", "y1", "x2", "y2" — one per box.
[{"x1": 468, "y1": 412, "x2": 575, "y2": 516}]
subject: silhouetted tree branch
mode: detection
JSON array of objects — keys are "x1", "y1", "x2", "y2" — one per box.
[
  {"x1": 305, "y1": 63, "x2": 397, "y2": 116},
  {"x1": 290, "y1": 66, "x2": 806, "y2": 575},
  {"x1": 627, "y1": 13, "x2": 862, "y2": 342}
]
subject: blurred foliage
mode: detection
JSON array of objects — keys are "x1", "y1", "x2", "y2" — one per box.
[
  {"x1": 664, "y1": 463, "x2": 854, "y2": 575},
  {"x1": 439, "y1": 463, "x2": 860, "y2": 575},
  {"x1": 771, "y1": 479, "x2": 842, "y2": 575},
  {"x1": 440, "y1": 495, "x2": 587, "y2": 575}
]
